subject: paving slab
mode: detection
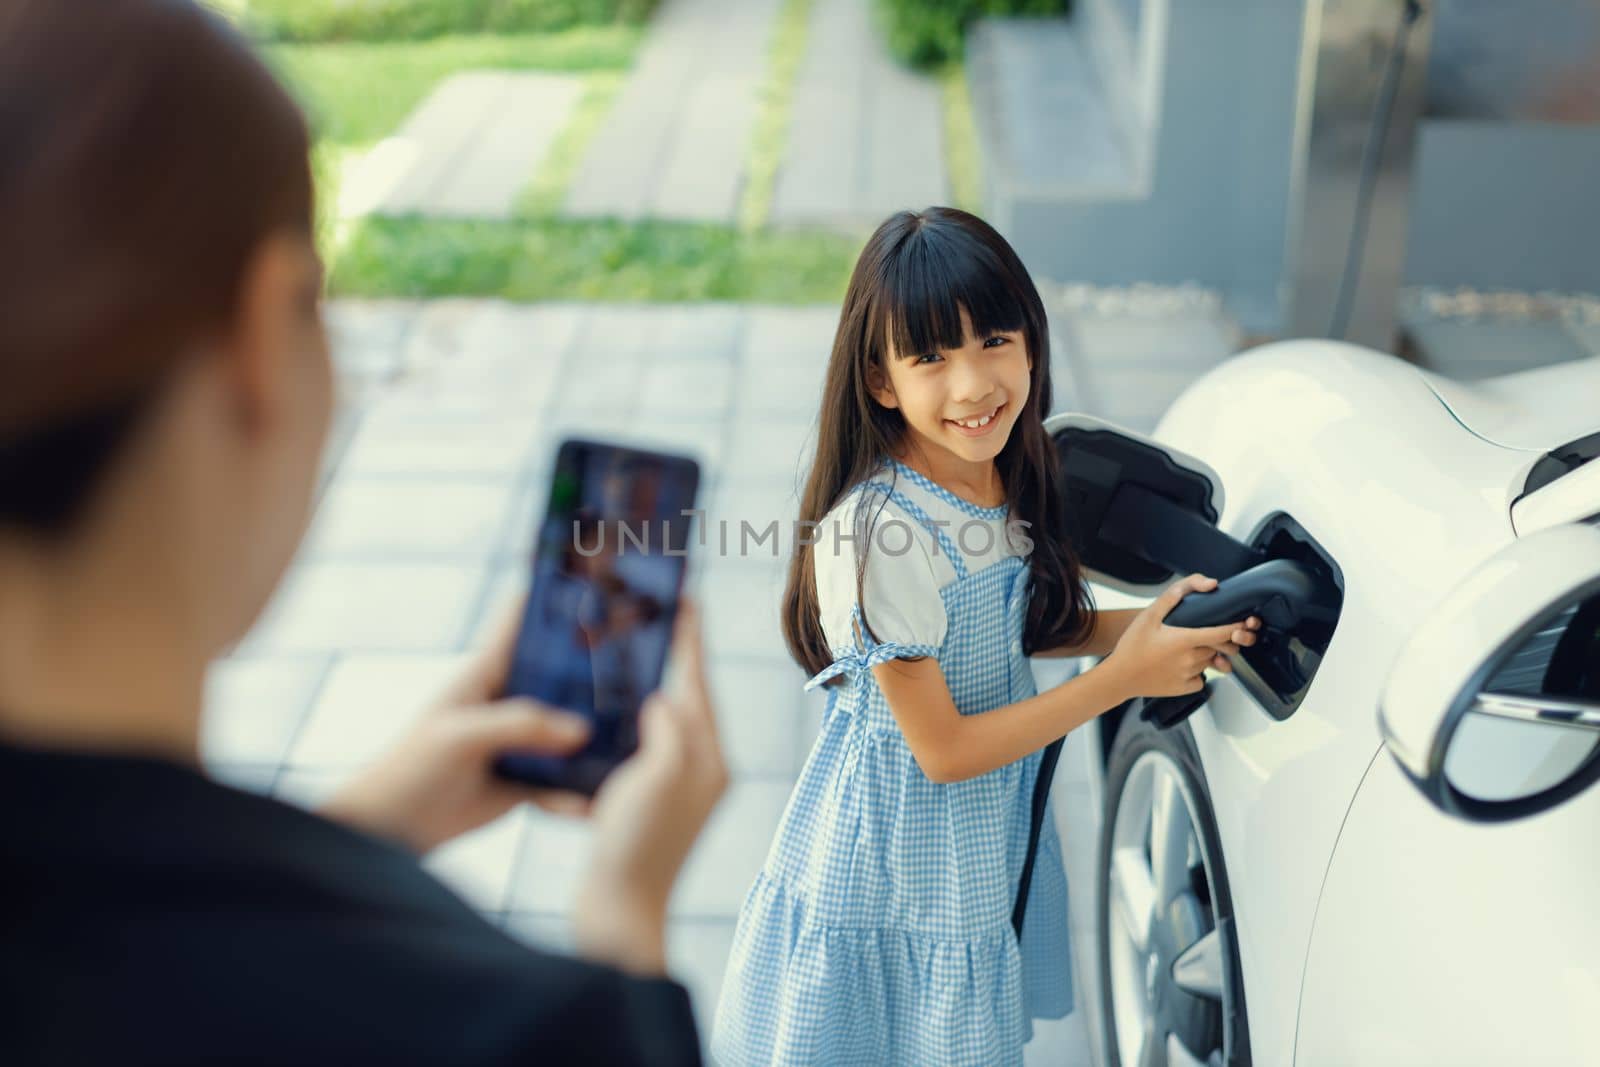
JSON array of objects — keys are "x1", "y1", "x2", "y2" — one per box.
[
  {"x1": 506, "y1": 808, "x2": 595, "y2": 914},
  {"x1": 1087, "y1": 366, "x2": 1209, "y2": 428},
  {"x1": 1051, "y1": 301, "x2": 1242, "y2": 426},
  {"x1": 1024, "y1": 1012, "x2": 1095, "y2": 1067},
  {"x1": 358, "y1": 72, "x2": 584, "y2": 220},
  {"x1": 638, "y1": 358, "x2": 737, "y2": 419},
  {"x1": 651, "y1": 304, "x2": 745, "y2": 362},
  {"x1": 735, "y1": 306, "x2": 836, "y2": 419},
  {"x1": 337, "y1": 414, "x2": 544, "y2": 481},
  {"x1": 325, "y1": 299, "x2": 420, "y2": 404},
  {"x1": 303, "y1": 478, "x2": 516, "y2": 560},
  {"x1": 246, "y1": 561, "x2": 488, "y2": 655},
  {"x1": 565, "y1": 0, "x2": 782, "y2": 222},
  {"x1": 470, "y1": 560, "x2": 533, "y2": 648},
  {"x1": 668, "y1": 781, "x2": 789, "y2": 917},
  {"x1": 372, "y1": 302, "x2": 581, "y2": 420},
  {"x1": 1066, "y1": 312, "x2": 1240, "y2": 371},
  {"x1": 706, "y1": 657, "x2": 808, "y2": 779},
  {"x1": 699, "y1": 557, "x2": 790, "y2": 661},
  {"x1": 500, "y1": 913, "x2": 573, "y2": 953},
  {"x1": 620, "y1": 417, "x2": 730, "y2": 479},
  {"x1": 206, "y1": 764, "x2": 281, "y2": 796},
  {"x1": 772, "y1": 0, "x2": 947, "y2": 227},
  {"x1": 289, "y1": 653, "x2": 472, "y2": 769},
  {"x1": 663, "y1": 920, "x2": 739, "y2": 1044},
  {"x1": 201, "y1": 655, "x2": 331, "y2": 768},
  {"x1": 722, "y1": 415, "x2": 816, "y2": 488},
  {"x1": 423, "y1": 808, "x2": 531, "y2": 912},
  {"x1": 272, "y1": 766, "x2": 357, "y2": 810},
  {"x1": 708, "y1": 481, "x2": 805, "y2": 552},
  {"x1": 554, "y1": 305, "x2": 659, "y2": 413}
]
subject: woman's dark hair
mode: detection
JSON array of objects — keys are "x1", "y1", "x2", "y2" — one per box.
[
  {"x1": 781, "y1": 207, "x2": 1095, "y2": 681},
  {"x1": 0, "y1": 0, "x2": 314, "y2": 537}
]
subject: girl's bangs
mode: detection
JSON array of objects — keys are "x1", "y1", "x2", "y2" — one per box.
[{"x1": 878, "y1": 231, "x2": 1028, "y2": 360}]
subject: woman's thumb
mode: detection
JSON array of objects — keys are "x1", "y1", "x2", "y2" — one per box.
[{"x1": 459, "y1": 700, "x2": 591, "y2": 754}]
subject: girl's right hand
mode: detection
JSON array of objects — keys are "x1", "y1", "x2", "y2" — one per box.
[{"x1": 1101, "y1": 574, "x2": 1258, "y2": 700}]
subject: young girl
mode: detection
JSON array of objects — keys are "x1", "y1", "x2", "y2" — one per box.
[{"x1": 711, "y1": 207, "x2": 1259, "y2": 1065}]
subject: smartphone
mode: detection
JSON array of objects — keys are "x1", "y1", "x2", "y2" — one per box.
[{"x1": 493, "y1": 438, "x2": 700, "y2": 795}]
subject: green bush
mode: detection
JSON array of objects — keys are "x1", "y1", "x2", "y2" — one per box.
[
  {"x1": 242, "y1": 0, "x2": 658, "y2": 43},
  {"x1": 875, "y1": 0, "x2": 1068, "y2": 69}
]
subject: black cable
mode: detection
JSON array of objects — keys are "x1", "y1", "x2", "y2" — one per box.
[{"x1": 1329, "y1": 0, "x2": 1426, "y2": 340}]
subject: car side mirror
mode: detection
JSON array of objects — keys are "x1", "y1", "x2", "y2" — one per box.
[{"x1": 1379, "y1": 522, "x2": 1600, "y2": 822}]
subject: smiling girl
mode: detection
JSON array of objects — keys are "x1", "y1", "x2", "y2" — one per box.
[{"x1": 710, "y1": 208, "x2": 1259, "y2": 1065}]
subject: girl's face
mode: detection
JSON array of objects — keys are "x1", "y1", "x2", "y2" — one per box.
[{"x1": 869, "y1": 306, "x2": 1032, "y2": 471}]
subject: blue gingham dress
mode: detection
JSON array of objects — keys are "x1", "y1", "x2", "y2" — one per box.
[{"x1": 711, "y1": 461, "x2": 1073, "y2": 1066}]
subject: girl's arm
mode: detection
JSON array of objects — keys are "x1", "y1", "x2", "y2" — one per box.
[
  {"x1": 1032, "y1": 608, "x2": 1141, "y2": 659},
  {"x1": 871, "y1": 656, "x2": 1136, "y2": 784},
  {"x1": 874, "y1": 577, "x2": 1257, "y2": 784}
]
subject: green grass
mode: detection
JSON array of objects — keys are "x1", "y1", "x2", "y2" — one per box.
[
  {"x1": 238, "y1": 0, "x2": 656, "y2": 44},
  {"x1": 737, "y1": 0, "x2": 814, "y2": 233},
  {"x1": 330, "y1": 217, "x2": 859, "y2": 302},
  {"x1": 939, "y1": 62, "x2": 983, "y2": 213},
  {"x1": 875, "y1": 0, "x2": 1069, "y2": 70},
  {"x1": 268, "y1": 29, "x2": 640, "y2": 149},
  {"x1": 266, "y1": 29, "x2": 642, "y2": 263},
  {"x1": 267, "y1": 21, "x2": 863, "y2": 304}
]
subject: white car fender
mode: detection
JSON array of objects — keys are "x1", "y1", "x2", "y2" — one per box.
[{"x1": 1148, "y1": 341, "x2": 1535, "y2": 1065}]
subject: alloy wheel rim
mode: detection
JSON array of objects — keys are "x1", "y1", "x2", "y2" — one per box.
[{"x1": 1106, "y1": 751, "x2": 1233, "y2": 1067}]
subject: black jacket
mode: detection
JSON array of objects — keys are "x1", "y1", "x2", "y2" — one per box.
[{"x1": 0, "y1": 742, "x2": 701, "y2": 1066}]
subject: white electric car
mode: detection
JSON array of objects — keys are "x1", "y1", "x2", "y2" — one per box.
[{"x1": 1040, "y1": 341, "x2": 1600, "y2": 1067}]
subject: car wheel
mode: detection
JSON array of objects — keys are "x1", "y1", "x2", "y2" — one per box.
[{"x1": 1096, "y1": 714, "x2": 1251, "y2": 1067}]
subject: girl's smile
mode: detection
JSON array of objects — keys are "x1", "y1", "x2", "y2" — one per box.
[{"x1": 945, "y1": 400, "x2": 1006, "y2": 437}]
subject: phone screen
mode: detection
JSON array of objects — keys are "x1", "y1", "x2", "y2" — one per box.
[{"x1": 495, "y1": 438, "x2": 700, "y2": 794}]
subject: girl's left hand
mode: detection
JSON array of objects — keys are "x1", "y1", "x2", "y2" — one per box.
[{"x1": 319, "y1": 599, "x2": 594, "y2": 854}]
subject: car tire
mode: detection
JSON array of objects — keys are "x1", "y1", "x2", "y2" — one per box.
[{"x1": 1096, "y1": 714, "x2": 1252, "y2": 1067}]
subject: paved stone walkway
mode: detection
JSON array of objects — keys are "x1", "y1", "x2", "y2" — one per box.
[
  {"x1": 771, "y1": 0, "x2": 949, "y2": 227},
  {"x1": 351, "y1": 72, "x2": 584, "y2": 220},
  {"x1": 564, "y1": 0, "x2": 783, "y2": 222},
  {"x1": 356, "y1": 0, "x2": 951, "y2": 228}
]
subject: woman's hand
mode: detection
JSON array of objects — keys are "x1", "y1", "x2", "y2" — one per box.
[
  {"x1": 572, "y1": 600, "x2": 729, "y2": 976},
  {"x1": 319, "y1": 602, "x2": 595, "y2": 854},
  {"x1": 1099, "y1": 574, "x2": 1262, "y2": 701}
]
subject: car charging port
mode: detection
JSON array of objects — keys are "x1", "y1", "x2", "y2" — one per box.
[
  {"x1": 1139, "y1": 515, "x2": 1344, "y2": 728},
  {"x1": 1233, "y1": 513, "x2": 1345, "y2": 720}
]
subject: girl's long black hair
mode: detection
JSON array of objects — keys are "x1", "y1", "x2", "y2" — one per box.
[{"x1": 781, "y1": 207, "x2": 1095, "y2": 681}]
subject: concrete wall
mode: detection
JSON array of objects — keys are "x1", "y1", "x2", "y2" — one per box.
[{"x1": 988, "y1": 0, "x2": 1310, "y2": 335}]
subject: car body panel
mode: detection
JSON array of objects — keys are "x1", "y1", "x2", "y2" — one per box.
[
  {"x1": 1421, "y1": 355, "x2": 1600, "y2": 454},
  {"x1": 1295, "y1": 751, "x2": 1600, "y2": 1066},
  {"x1": 1047, "y1": 343, "x2": 1600, "y2": 1065},
  {"x1": 1152, "y1": 341, "x2": 1535, "y2": 1065}
]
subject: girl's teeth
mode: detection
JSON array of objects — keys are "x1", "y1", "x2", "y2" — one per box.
[{"x1": 957, "y1": 410, "x2": 995, "y2": 429}]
